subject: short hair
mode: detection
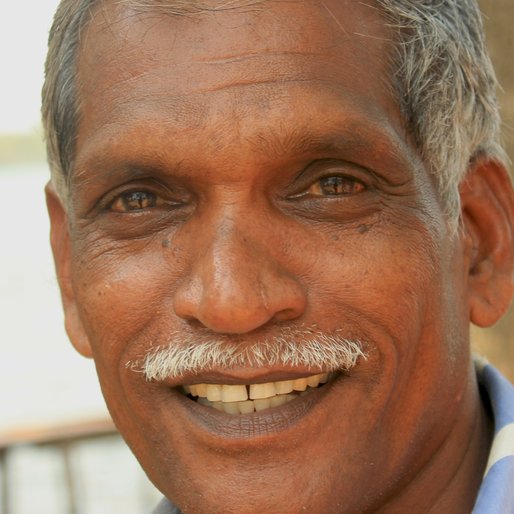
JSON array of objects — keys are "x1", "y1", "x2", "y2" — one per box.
[{"x1": 42, "y1": 0, "x2": 508, "y2": 221}]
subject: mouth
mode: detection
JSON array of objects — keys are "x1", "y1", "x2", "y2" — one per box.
[{"x1": 181, "y1": 372, "x2": 335, "y2": 415}]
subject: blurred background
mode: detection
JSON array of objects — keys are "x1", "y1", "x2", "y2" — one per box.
[
  {"x1": 471, "y1": 0, "x2": 514, "y2": 381},
  {"x1": 0, "y1": 1, "x2": 512, "y2": 513}
]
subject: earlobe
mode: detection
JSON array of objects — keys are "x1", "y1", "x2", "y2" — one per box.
[
  {"x1": 460, "y1": 159, "x2": 514, "y2": 327},
  {"x1": 45, "y1": 182, "x2": 93, "y2": 358}
]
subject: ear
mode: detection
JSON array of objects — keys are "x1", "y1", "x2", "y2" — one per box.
[
  {"x1": 46, "y1": 182, "x2": 93, "y2": 358},
  {"x1": 460, "y1": 159, "x2": 514, "y2": 327}
]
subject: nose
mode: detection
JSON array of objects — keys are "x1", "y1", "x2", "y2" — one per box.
[{"x1": 173, "y1": 221, "x2": 307, "y2": 334}]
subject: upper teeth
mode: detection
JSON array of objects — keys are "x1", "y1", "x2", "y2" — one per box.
[{"x1": 183, "y1": 372, "x2": 330, "y2": 403}]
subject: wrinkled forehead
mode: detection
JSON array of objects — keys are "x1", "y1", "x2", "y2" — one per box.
[
  {"x1": 71, "y1": 0, "x2": 407, "y2": 178},
  {"x1": 81, "y1": 0, "x2": 391, "y2": 52},
  {"x1": 77, "y1": 0, "x2": 394, "y2": 103}
]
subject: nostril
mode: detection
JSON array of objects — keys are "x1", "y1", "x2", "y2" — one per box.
[
  {"x1": 274, "y1": 306, "x2": 306, "y2": 322},
  {"x1": 174, "y1": 280, "x2": 307, "y2": 333},
  {"x1": 172, "y1": 239, "x2": 307, "y2": 333},
  {"x1": 197, "y1": 304, "x2": 278, "y2": 334}
]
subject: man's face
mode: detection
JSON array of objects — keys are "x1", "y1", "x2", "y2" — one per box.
[{"x1": 52, "y1": 1, "x2": 480, "y2": 512}]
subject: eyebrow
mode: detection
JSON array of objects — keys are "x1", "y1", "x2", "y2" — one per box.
[
  {"x1": 247, "y1": 123, "x2": 416, "y2": 185},
  {"x1": 71, "y1": 156, "x2": 184, "y2": 195},
  {"x1": 72, "y1": 112, "x2": 417, "y2": 194},
  {"x1": 250, "y1": 127, "x2": 368, "y2": 157}
]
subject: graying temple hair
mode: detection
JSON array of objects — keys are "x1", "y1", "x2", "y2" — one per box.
[{"x1": 42, "y1": 0, "x2": 508, "y2": 221}]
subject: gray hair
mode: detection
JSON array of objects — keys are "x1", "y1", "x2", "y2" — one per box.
[
  {"x1": 128, "y1": 328, "x2": 366, "y2": 381},
  {"x1": 376, "y1": 0, "x2": 507, "y2": 220},
  {"x1": 42, "y1": 0, "x2": 508, "y2": 220}
]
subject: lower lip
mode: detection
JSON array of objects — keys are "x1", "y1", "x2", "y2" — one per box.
[{"x1": 167, "y1": 375, "x2": 340, "y2": 442}]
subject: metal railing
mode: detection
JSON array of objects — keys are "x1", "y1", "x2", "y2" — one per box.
[{"x1": 0, "y1": 417, "x2": 117, "y2": 514}]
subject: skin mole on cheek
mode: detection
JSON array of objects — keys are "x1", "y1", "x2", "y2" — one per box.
[
  {"x1": 358, "y1": 224, "x2": 370, "y2": 234},
  {"x1": 162, "y1": 238, "x2": 171, "y2": 248}
]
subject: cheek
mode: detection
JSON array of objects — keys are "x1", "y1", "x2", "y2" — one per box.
[
  {"x1": 307, "y1": 224, "x2": 439, "y2": 338},
  {"x1": 70, "y1": 238, "x2": 182, "y2": 366},
  {"x1": 306, "y1": 218, "x2": 467, "y2": 404}
]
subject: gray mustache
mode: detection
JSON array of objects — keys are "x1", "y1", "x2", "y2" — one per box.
[{"x1": 129, "y1": 328, "x2": 367, "y2": 381}]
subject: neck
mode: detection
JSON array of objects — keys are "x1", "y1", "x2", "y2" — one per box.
[{"x1": 379, "y1": 367, "x2": 493, "y2": 514}]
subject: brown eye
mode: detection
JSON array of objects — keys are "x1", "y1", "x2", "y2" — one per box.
[
  {"x1": 308, "y1": 176, "x2": 365, "y2": 196},
  {"x1": 110, "y1": 191, "x2": 157, "y2": 212}
]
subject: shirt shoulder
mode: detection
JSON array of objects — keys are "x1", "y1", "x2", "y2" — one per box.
[
  {"x1": 473, "y1": 361, "x2": 514, "y2": 514},
  {"x1": 152, "y1": 498, "x2": 183, "y2": 514}
]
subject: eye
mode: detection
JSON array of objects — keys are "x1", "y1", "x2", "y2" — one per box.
[
  {"x1": 307, "y1": 176, "x2": 366, "y2": 196},
  {"x1": 109, "y1": 191, "x2": 159, "y2": 212}
]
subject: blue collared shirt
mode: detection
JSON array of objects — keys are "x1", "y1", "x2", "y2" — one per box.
[
  {"x1": 153, "y1": 363, "x2": 514, "y2": 514},
  {"x1": 473, "y1": 361, "x2": 514, "y2": 513}
]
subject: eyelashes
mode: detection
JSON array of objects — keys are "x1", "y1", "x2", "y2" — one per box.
[
  {"x1": 99, "y1": 159, "x2": 371, "y2": 219},
  {"x1": 109, "y1": 190, "x2": 159, "y2": 212},
  {"x1": 303, "y1": 175, "x2": 366, "y2": 197}
]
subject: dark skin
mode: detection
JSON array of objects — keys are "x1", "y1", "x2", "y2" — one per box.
[{"x1": 46, "y1": 1, "x2": 514, "y2": 512}]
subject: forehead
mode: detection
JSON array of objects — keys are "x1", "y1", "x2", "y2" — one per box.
[
  {"x1": 80, "y1": 0, "x2": 391, "y2": 78},
  {"x1": 73, "y1": 0, "x2": 411, "y2": 178}
]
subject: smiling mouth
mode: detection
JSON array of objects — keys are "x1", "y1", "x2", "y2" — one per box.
[{"x1": 181, "y1": 372, "x2": 335, "y2": 415}]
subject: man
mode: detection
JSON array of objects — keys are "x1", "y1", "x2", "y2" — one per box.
[{"x1": 42, "y1": 0, "x2": 514, "y2": 512}]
